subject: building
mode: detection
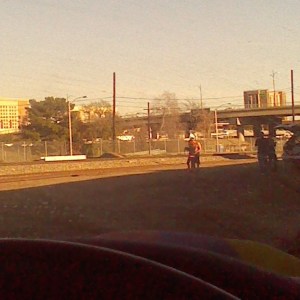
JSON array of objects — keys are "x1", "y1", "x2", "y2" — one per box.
[
  {"x1": 244, "y1": 89, "x2": 286, "y2": 109},
  {"x1": 73, "y1": 104, "x2": 111, "y2": 122},
  {"x1": 0, "y1": 98, "x2": 30, "y2": 134}
]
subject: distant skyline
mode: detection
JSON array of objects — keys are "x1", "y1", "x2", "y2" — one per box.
[{"x1": 1, "y1": 0, "x2": 300, "y2": 114}]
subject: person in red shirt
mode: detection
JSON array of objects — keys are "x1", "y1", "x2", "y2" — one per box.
[{"x1": 185, "y1": 135, "x2": 201, "y2": 169}]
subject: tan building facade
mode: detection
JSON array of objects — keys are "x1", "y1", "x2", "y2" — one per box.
[
  {"x1": 244, "y1": 89, "x2": 286, "y2": 109},
  {"x1": 74, "y1": 104, "x2": 111, "y2": 122},
  {"x1": 0, "y1": 98, "x2": 30, "y2": 134}
]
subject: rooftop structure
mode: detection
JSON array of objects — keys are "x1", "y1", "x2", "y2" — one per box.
[{"x1": 244, "y1": 89, "x2": 286, "y2": 109}]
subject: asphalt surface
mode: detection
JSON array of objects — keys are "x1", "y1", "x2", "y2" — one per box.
[{"x1": 0, "y1": 159, "x2": 299, "y2": 255}]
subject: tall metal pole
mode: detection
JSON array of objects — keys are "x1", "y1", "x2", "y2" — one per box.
[
  {"x1": 271, "y1": 70, "x2": 277, "y2": 106},
  {"x1": 68, "y1": 97, "x2": 73, "y2": 156},
  {"x1": 113, "y1": 72, "x2": 116, "y2": 152},
  {"x1": 291, "y1": 69, "x2": 295, "y2": 122},
  {"x1": 67, "y1": 95, "x2": 87, "y2": 156},
  {"x1": 147, "y1": 102, "x2": 151, "y2": 155},
  {"x1": 214, "y1": 109, "x2": 219, "y2": 152},
  {"x1": 199, "y1": 85, "x2": 203, "y2": 110}
]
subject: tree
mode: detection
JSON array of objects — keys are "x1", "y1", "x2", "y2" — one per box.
[
  {"x1": 21, "y1": 97, "x2": 124, "y2": 143},
  {"x1": 182, "y1": 99, "x2": 199, "y2": 111},
  {"x1": 151, "y1": 91, "x2": 183, "y2": 138},
  {"x1": 74, "y1": 101, "x2": 123, "y2": 141},
  {"x1": 80, "y1": 101, "x2": 112, "y2": 122},
  {"x1": 187, "y1": 108, "x2": 214, "y2": 138},
  {"x1": 196, "y1": 109, "x2": 214, "y2": 137},
  {"x1": 21, "y1": 97, "x2": 69, "y2": 141}
]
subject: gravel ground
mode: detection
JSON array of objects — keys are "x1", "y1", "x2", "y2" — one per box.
[{"x1": 0, "y1": 154, "x2": 254, "y2": 176}]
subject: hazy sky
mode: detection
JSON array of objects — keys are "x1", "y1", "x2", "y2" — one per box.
[{"x1": 1, "y1": 0, "x2": 300, "y2": 114}]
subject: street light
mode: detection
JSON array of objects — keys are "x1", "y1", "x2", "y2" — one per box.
[
  {"x1": 214, "y1": 103, "x2": 231, "y2": 153},
  {"x1": 68, "y1": 95, "x2": 87, "y2": 156},
  {"x1": 270, "y1": 70, "x2": 278, "y2": 106}
]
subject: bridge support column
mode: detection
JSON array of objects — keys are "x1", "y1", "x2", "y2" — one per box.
[
  {"x1": 253, "y1": 123, "x2": 262, "y2": 137},
  {"x1": 268, "y1": 123, "x2": 276, "y2": 137},
  {"x1": 236, "y1": 118, "x2": 245, "y2": 142}
]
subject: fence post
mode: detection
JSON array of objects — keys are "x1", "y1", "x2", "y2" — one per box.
[
  {"x1": 1, "y1": 142, "x2": 4, "y2": 162},
  {"x1": 23, "y1": 142, "x2": 27, "y2": 161},
  {"x1": 164, "y1": 140, "x2": 167, "y2": 153},
  {"x1": 17, "y1": 144, "x2": 20, "y2": 162},
  {"x1": 28, "y1": 145, "x2": 32, "y2": 162},
  {"x1": 133, "y1": 140, "x2": 135, "y2": 153},
  {"x1": 118, "y1": 140, "x2": 121, "y2": 153},
  {"x1": 177, "y1": 139, "x2": 180, "y2": 154},
  {"x1": 100, "y1": 139, "x2": 103, "y2": 156},
  {"x1": 45, "y1": 141, "x2": 48, "y2": 157},
  {"x1": 64, "y1": 140, "x2": 67, "y2": 155}
]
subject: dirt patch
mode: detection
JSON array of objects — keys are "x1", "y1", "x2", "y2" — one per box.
[{"x1": 99, "y1": 152, "x2": 125, "y2": 159}]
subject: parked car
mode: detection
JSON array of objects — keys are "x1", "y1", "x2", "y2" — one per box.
[
  {"x1": 275, "y1": 124, "x2": 300, "y2": 168},
  {"x1": 275, "y1": 129, "x2": 292, "y2": 139}
]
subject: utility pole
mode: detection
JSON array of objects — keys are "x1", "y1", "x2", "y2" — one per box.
[
  {"x1": 291, "y1": 69, "x2": 295, "y2": 122},
  {"x1": 68, "y1": 98, "x2": 73, "y2": 155},
  {"x1": 214, "y1": 109, "x2": 219, "y2": 152},
  {"x1": 147, "y1": 102, "x2": 151, "y2": 155},
  {"x1": 199, "y1": 85, "x2": 203, "y2": 110},
  {"x1": 67, "y1": 95, "x2": 87, "y2": 156},
  {"x1": 113, "y1": 72, "x2": 116, "y2": 152},
  {"x1": 270, "y1": 70, "x2": 277, "y2": 106}
]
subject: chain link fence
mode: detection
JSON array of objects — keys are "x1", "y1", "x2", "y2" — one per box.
[
  {"x1": 0, "y1": 141, "x2": 68, "y2": 163},
  {"x1": 0, "y1": 137, "x2": 287, "y2": 163}
]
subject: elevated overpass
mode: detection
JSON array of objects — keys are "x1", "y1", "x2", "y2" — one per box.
[
  {"x1": 122, "y1": 105, "x2": 300, "y2": 135},
  {"x1": 190, "y1": 105, "x2": 300, "y2": 136},
  {"x1": 215, "y1": 105, "x2": 300, "y2": 119}
]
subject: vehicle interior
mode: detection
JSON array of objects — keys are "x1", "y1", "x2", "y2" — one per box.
[{"x1": 1, "y1": 1, "x2": 300, "y2": 299}]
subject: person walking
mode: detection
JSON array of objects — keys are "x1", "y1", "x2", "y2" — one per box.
[
  {"x1": 194, "y1": 140, "x2": 202, "y2": 168},
  {"x1": 185, "y1": 135, "x2": 197, "y2": 169},
  {"x1": 255, "y1": 131, "x2": 269, "y2": 173},
  {"x1": 268, "y1": 136, "x2": 277, "y2": 171}
]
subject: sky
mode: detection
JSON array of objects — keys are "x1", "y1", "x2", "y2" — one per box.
[{"x1": 1, "y1": 0, "x2": 300, "y2": 115}]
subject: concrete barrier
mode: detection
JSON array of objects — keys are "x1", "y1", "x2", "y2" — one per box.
[{"x1": 43, "y1": 155, "x2": 87, "y2": 162}]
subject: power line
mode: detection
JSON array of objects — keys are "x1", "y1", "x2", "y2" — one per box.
[{"x1": 114, "y1": 95, "x2": 243, "y2": 101}]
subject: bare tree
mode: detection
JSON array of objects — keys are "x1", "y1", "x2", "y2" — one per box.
[
  {"x1": 196, "y1": 110, "x2": 214, "y2": 137},
  {"x1": 151, "y1": 92, "x2": 183, "y2": 138},
  {"x1": 152, "y1": 91, "x2": 179, "y2": 115},
  {"x1": 81, "y1": 100, "x2": 111, "y2": 121},
  {"x1": 182, "y1": 99, "x2": 199, "y2": 111},
  {"x1": 185, "y1": 106, "x2": 213, "y2": 138}
]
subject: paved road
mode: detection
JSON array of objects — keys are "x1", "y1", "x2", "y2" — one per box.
[{"x1": 0, "y1": 159, "x2": 299, "y2": 255}]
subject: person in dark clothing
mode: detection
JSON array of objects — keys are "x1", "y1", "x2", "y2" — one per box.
[
  {"x1": 268, "y1": 136, "x2": 277, "y2": 171},
  {"x1": 255, "y1": 131, "x2": 269, "y2": 172}
]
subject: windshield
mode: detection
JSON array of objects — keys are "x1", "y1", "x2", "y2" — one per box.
[{"x1": 0, "y1": 1, "x2": 300, "y2": 298}]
